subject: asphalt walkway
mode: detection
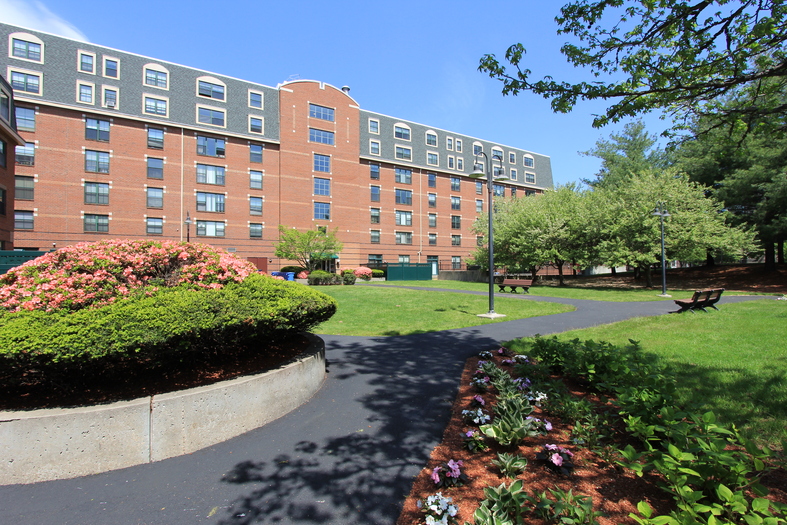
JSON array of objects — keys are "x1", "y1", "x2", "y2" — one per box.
[{"x1": 0, "y1": 290, "x2": 772, "y2": 525}]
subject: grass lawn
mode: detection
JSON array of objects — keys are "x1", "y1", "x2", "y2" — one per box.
[
  {"x1": 368, "y1": 280, "x2": 760, "y2": 302},
  {"x1": 539, "y1": 299, "x2": 787, "y2": 446},
  {"x1": 313, "y1": 285, "x2": 573, "y2": 336}
]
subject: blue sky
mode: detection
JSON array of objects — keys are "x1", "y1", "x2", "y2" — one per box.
[{"x1": 0, "y1": 0, "x2": 671, "y2": 187}]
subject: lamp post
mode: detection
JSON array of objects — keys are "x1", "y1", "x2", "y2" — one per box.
[
  {"x1": 184, "y1": 211, "x2": 192, "y2": 243},
  {"x1": 652, "y1": 203, "x2": 670, "y2": 297},
  {"x1": 470, "y1": 151, "x2": 507, "y2": 319}
]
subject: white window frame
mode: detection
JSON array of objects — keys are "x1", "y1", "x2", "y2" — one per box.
[
  {"x1": 103, "y1": 56, "x2": 120, "y2": 79},
  {"x1": 448, "y1": 156, "x2": 455, "y2": 169},
  {"x1": 196, "y1": 104, "x2": 226, "y2": 128},
  {"x1": 491, "y1": 148, "x2": 504, "y2": 162},
  {"x1": 446, "y1": 137, "x2": 453, "y2": 151},
  {"x1": 249, "y1": 115, "x2": 264, "y2": 134},
  {"x1": 143, "y1": 63, "x2": 169, "y2": 90},
  {"x1": 368, "y1": 118, "x2": 379, "y2": 134},
  {"x1": 8, "y1": 66, "x2": 42, "y2": 96},
  {"x1": 248, "y1": 89, "x2": 264, "y2": 109},
  {"x1": 425, "y1": 130, "x2": 438, "y2": 147},
  {"x1": 76, "y1": 81, "x2": 94, "y2": 105},
  {"x1": 457, "y1": 158, "x2": 464, "y2": 171},
  {"x1": 426, "y1": 151, "x2": 439, "y2": 166},
  {"x1": 509, "y1": 152, "x2": 516, "y2": 164},
  {"x1": 196, "y1": 76, "x2": 226, "y2": 102},
  {"x1": 393, "y1": 123, "x2": 411, "y2": 141},
  {"x1": 395, "y1": 145, "x2": 412, "y2": 161},
  {"x1": 143, "y1": 94, "x2": 169, "y2": 117},
  {"x1": 369, "y1": 140, "x2": 380, "y2": 156},
  {"x1": 8, "y1": 33, "x2": 44, "y2": 64},
  {"x1": 102, "y1": 86, "x2": 119, "y2": 109},
  {"x1": 78, "y1": 50, "x2": 96, "y2": 74},
  {"x1": 510, "y1": 168, "x2": 518, "y2": 181},
  {"x1": 523, "y1": 155, "x2": 535, "y2": 168}
]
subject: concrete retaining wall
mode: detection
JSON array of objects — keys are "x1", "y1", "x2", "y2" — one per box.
[{"x1": 0, "y1": 334, "x2": 325, "y2": 485}]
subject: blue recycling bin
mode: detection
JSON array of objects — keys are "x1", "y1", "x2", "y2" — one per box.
[
  {"x1": 285, "y1": 272, "x2": 295, "y2": 281},
  {"x1": 270, "y1": 271, "x2": 283, "y2": 278}
]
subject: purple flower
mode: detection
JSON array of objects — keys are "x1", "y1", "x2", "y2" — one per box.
[
  {"x1": 545, "y1": 420, "x2": 553, "y2": 431},
  {"x1": 431, "y1": 466, "x2": 442, "y2": 484},
  {"x1": 561, "y1": 447, "x2": 574, "y2": 457},
  {"x1": 551, "y1": 453, "x2": 563, "y2": 466},
  {"x1": 545, "y1": 443, "x2": 558, "y2": 451},
  {"x1": 473, "y1": 395, "x2": 485, "y2": 405},
  {"x1": 446, "y1": 459, "x2": 463, "y2": 477},
  {"x1": 465, "y1": 430, "x2": 475, "y2": 438}
]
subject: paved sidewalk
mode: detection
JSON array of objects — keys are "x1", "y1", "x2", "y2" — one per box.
[{"x1": 0, "y1": 292, "x2": 770, "y2": 525}]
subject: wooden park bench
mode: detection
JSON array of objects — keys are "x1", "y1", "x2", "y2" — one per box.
[
  {"x1": 497, "y1": 279, "x2": 533, "y2": 294},
  {"x1": 673, "y1": 288, "x2": 725, "y2": 313}
]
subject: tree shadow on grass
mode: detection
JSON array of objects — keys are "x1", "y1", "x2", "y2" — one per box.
[{"x1": 216, "y1": 329, "x2": 502, "y2": 524}]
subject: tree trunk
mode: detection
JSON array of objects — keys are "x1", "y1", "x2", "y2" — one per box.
[
  {"x1": 642, "y1": 265, "x2": 654, "y2": 288},
  {"x1": 764, "y1": 241, "x2": 776, "y2": 271},
  {"x1": 706, "y1": 249, "x2": 716, "y2": 266},
  {"x1": 556, "y1": 260, "x2": 566, "y2": 286},
  {"x1": 530, "y1": 266, "x2": 539, "y2": 282},
  {"x1": 610, "y1": 266, "x2": 617, "y2": 275},
  {"x1": 778, "y1": 239, "x2": 784, "y2": 265}
]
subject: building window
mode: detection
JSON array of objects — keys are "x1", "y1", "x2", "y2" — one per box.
[
  {"x1": 494, "y1": 166, "x2": 506, "y2": 178},
  {"x1": 309, "y1": 128, "x2": 334, "y2": 145},
  {"x1": 492, "y1": 148, "x2": 504, "y2": 162},
  {"x1": 428, "y1": 193, "x2": 436, "y2": 208},
  {"x1": 198, "y1": 80, "x2": 225, "y2": 100},
  {"x1": 250, "y1": 196, "x2": 263, "y2": 215},
  {"x1": 309, "y1": 104, "x2": 334, "y2": 121},
  {"x1": 0, "y1": 141, "x2": 4, "y2": 169},
  {"x1": 314, "y1": 202, "x2": 330, "y2": 220},
  {"x1": 314, "y1": 153, "x2": 330, "y2": 172},
  {"x1": 447, "y1": 137, "x2": 453, "y2": 150},
  {"x1": 370, "y1": 207, "x2": 380, "y2": 224},
  {"x1": 509, "y1": 152, "x2": 516, "y2": 163},
  {"x1": 314, "y1": 177, "x2": 330, "y2": 196},
  {"x1": 451, "y1": 176, "x2": 460, "y2": 191},
  {"x1": 85, "y1": 182, "x2": 110, "y2": 204},
  {"x1": 198, "y1": 106, "x2": 225, "y2": 127},
  {"x1": 451, "y1": 235, "x2": 461, "y2": 246},
  {"x1": 16, "y1": 107, "x2": 35, "y2": 131},
  {"x1": 370, "y1": 185, "x2": 380, "y2": 202},
  {"x1": 146, "y1": 217, "x2": 163, "y2": 235},
  {"x1": 448, "y1": 156, "x2": 455, "y2": 169},
  {"x1": 249, "y1": 223, "x2": 263, "y2": 238},
  {"x1": 370, "y1": 230, "x2": 380, "y2": 244},
  {"x1": 476, "y1": 181, "x2": 483, "y2": 194},
  {"x1": 103, "y1": 88, "x2": 117, "y2": 108},
  {"x1": 511, "y1": 187, "x2": 517, "y2": 197},
  {"x1": 524, "y1": 156, "x2": 535, "y2": 168},
  {"x1": 147, "y1": 128, "x2": 164, "y2": 149},
  {"x1": 15, "y1": 210, "x2": 34, "y2": 230},
  {"x1": 477, "y1": 235, "x2": 485, "y2": 246},
  {"x1": 452, "y1": 256, "x2": 462, "y2": 269},
  {"x1": 493, "y1": 184, "x2": 505, "y2": 197},
  {"x1": 426, "y1": 132, "x2": 437, "y2": 146},
  {"x1": 395, "y1": 231, "x2": 412, "y2": 245},
  {"x1": 394, "y1": 125, "x2": 410, "y2": 140},
  {"x1": 84, "y1": 213, "x2": 109, "y2": 232},
  {"x1": 428, "y1": 233, "x2": 437, "y2": 245},
  {"x1": 395, "y1": 146, "x2": 411, "y2": 161},
  {"x1": 427, "y1": 152, "x2": 438, "y2": 166},
  {"x1": 15, "y1": 176, "x2": 34, "y2": 200},
  {"x1": 456, "y1": 139, "x2": 462, "y2": 153},
  {"x1": 197, "y1": 192, "x2": 225, "y2": 213},
  {"x1": 147, "y1": 157, "x2": 164, "y2": 179},
  {"x1": 370, "y1": 164, "x2": 380, "y2": 179},
  {"x1": 250, "y1": 143, "x2": 263, "y2": 163},
  {"x1": 368, "y1": 254, "x2": 383, "y2": 265},
  {"x1": 451, "y1": 215, "x2": 461, "y2": 229},
  {"x1": 510, "y1": 168, "x2": 518, "y2": 181},
  {"x1": 144, "y1": 96, "x2": 167, "y2": 116},
  {"x1": 395, "y1": 189, "x2": 412, "y2": 205},
  {"x1": 196, "y1": 220, "x2": 225, "y2": 237},
  {"x1": 249, "y1": 91, "x2": 263, "y2": 108},
  {"x1": 473, "y1": 143, "x2": 483, "y2": 156},
  {"x1": 395, "y1": 167, "x2": 412, "y2": 184},
  {"x1": 526, "y1": 172, "x2": 536, "y2": 183},
  {"x1": 11, "y1": 71, "x2": 40, "y2": 94},
  {"x1": 196, "y1": 164, "x2": 226, "y2": 185},
  {"x1": 85, "y1": 150, "x2": 109, "y2": 173},
  {"x1": 395, "y1": 210, "x2": 412, "y2": 226},
  {"x1": 428, "y1": 213, "x2": 437, "y2": 228},
  {"x1": 12, "y1": 38, "x2": 41, "y2": 61},
  {"x1": 103, "y1": 58, "x2": 118, "y2": 78},
  {"x1": 368, "y1": 119, "x2": 379, "y2": 134},
  {"x1": 476, "y1": 199, "x2": 483, "y2": 213},
  {"x1": 250, "y1": 170, "x2": 263, "y2": 189},
  {"x1": 370, "y1": 140, "x2": 380, "y2": 155},
  {"x1": 399, "y1": 255, "x2": 410, "y2": 264},
  {"x1": 145, "y1": 68, "x2": 168, "y2": 88},
  {"x1": 78, "y1": 83, "x2": 94, "y2": 104},
  {"x1": 197, "y1": 135, "x2": 225, "y2": 157},
  {"x1": 451, "y1": 196, "x2": 461, "y2": 210},
  {"x1": 428, "y1": 173, "x2": 436, "y2": 188},
  {"x1": 146, "y1": 187, "x2": 163, "y2": 208},
  {"x1": 249, "y1": 117, "x2": 263, "y2": 134},
  {"x1": 86, "y1": 118, "x2": 110, "y2": 142},
  {"x1": 457, "y1": 158, "x2": 464, "y2": 171}
]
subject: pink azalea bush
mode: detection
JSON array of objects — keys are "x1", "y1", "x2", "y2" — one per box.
[
  {"x1": 0, "y1": 239, "x2": 256, "y2": 313},
  {"x1": 352, "y1": 266, "x2": 373, "y2": 281}
]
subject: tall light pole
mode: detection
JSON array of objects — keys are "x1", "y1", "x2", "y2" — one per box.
[
  {"x1": 652, "y1": 203, "x2": 670, "y2": 297},
  {"x1": 184, "y1": 211, "x2": 192, "y2": 243},
  {"x1": 470, "y1": 151, "x2": 507, "y2": 319}
]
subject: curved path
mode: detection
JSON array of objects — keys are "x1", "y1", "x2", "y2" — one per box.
[{"x1": 0, "y1": 290, "x2": 772, "y2": 525}]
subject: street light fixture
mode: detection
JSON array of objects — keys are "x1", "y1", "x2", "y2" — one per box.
[
  {"x1": 469, "y1": 151, "x2": 508, "y2": 319},
  {"x1": 652, "y1": 203, "x2": 670, "y2": 297},
  {"x1": 184, "y1": 211, "x2": 192, "y2": 243}
]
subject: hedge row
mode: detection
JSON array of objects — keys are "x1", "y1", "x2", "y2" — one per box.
[{"x1": 0, "y1": 273, "x2": 337, "y2": 372}]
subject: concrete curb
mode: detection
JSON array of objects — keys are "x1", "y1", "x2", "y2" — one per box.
[{"x1": 0, "y1": 333, "x2": 326, "y2": 485}]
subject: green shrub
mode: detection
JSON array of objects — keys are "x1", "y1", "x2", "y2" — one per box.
[
  {"x1": 0, "y1": 273, "x2": 337, "y2": 375},
  {"x1": 279, "y1": 265, "x2": 305, "y2": 274},
  {"x1": 343, "y1": 273, "x2": 357, "y2": 285},
  {"x1": 372, "y1": 269, "x2": 385, "y2": 278},
  {"x1": 307, "y1": 270, "x2": 341, "y2": 285}
]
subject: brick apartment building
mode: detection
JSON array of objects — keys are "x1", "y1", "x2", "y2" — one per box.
[
  {"x1": 0, "y1": 73, "x2": 26, "y2": 249},
  {"x1": 1, "y1": 23, "x2": 553, "y2": 270}
]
